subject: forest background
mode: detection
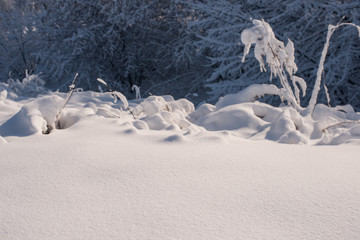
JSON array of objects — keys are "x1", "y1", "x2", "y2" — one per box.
[{"x1": 1, "y1": 0, "x2": 359, "y2": 110}]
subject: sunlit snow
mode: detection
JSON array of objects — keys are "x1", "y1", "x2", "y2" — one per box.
[{"x1": 1, "y1": 83, "x2": 360, "y2": 239}]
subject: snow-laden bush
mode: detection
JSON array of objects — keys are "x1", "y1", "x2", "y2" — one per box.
[
  {"x1": 6, "y1": 71, "x2": 48, "y2": 97},
  {"x1": 241, "y1": 19, "x2": 306, "y2": 112}
]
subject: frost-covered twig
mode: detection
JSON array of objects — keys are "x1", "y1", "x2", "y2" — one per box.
[
  {"x1": 322, "y1": 120, "x2": 360, "y2": 133},
  {"x1": 304, "y1": 22, "x2": 360, "y2": 116},
  {"x1": 50, "y1": 73, "x2": 78, "y2": 133},
  {"x1": 59, "y1": 73, "x2": 79, "y2": 112}
]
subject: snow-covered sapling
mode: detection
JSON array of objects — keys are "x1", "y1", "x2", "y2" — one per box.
[
  {"x1": 241, "y1": 19, "x2": 306, "y2": 112},
  {"x1": 51, "y1": 73, "x2": 79, "y2": 132},
  {"x1": 132, "y1": 85, "x2": 141, "y2": 103},
  {"x1": 241, "y1": 19, "x2": 360, "y2": 119},
  {"x1": 304, "y1": 22, "x2": 360, "y2": 116}
]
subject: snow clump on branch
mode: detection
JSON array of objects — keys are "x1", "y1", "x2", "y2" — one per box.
[{"x1": 241, "y1": 19, "x2": 306, "y2": 110}]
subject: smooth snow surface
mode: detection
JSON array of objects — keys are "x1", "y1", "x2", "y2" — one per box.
[{"x1": 1, "y1": 89, "x2": 360, "y2": 240}]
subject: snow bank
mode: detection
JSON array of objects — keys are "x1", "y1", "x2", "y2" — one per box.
[
  {"x1": 1, "y1": 86, "x2": 360, "y2": 240},
  {"x1": 189, "y1": 83, "x2": 359, "y2": 144},
  {"x1": 0, "y1": 95, "x2": 63, "y2": 136},
  {"x1": 1, "y1": 118, "x2": 360, "y2": 240},
  {"x1": 0, "y1": 90, "x2": 22, "y2": 125},
  {"x1": 194, "y1": 101, "x2": 309, "y2": 144},
  {"x1": 0, "y1": 86, "x2": 359, "y2": 145}
]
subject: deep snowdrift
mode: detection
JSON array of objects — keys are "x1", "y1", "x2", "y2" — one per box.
[
  {"x1": 1, "y1": 112, "x2": 360, "y2": 240},
  {"x1": 1, "y1": 85, "x2": 360, "y2": 240}
]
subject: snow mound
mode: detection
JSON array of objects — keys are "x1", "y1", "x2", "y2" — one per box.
[
  {"x1": 0, "y1": 106, "x2": 46, "y2": 136},
  {"x1": 132, "y1": 120, "x2": 149, "y2": 131},
  {"x1": 318, "y1": 122, "x2": 360, "y2": 145},
  {"x1": 190, "y1": 83, "x2": 359, "y2": 144},
  {"x1": 0, "y1": 95, "x2": 63, "y2": 136},
  {"x1": 0, "y1": 86, "x2": 359, "y2": 145},
  {"x1": 0, "y1": 90, "x2": 22, "y2": 125},
  {"x1": 57, "y1": 107, "x2": 95, "y2": 129},
  {"x1": 350, "y1": 125, "x2": 360, "y2": 136},
  {"x1": 162, "y1": 134, "x2": 186, "y2": 143},
  {"x1": 133, "y1": 95, "x2": 195, "y2": 131},
  {"x1": 0, "y1": 135, "x2": 7, "y2": 143},
  {"x1": 310, "y1": 104, "x2": 360, "y2": 145},
  {"x1": 0, "y1": 89, "x2": 7, "y2": 100},
  {"x1": 195, "y1": 101, "x2": 309, "y2": 143},
  {"x1": 188, "y1": 103, "x2": 215, "y2": 122},
  {"x1": 215, "y1": 84, "x2": 280, "y2": 109},
  {"x1": 278, "y1": 130, "x2": 308, "y2": 144},
  {"x1": 121, "y1": 127, "x2": 139, "y2": 135},
  {"x1": 265, "y1": 108, "x2": 308, "y2": 144},
  {"x1": 196, "y1": 103, "x2": 266, "y2": 133}
]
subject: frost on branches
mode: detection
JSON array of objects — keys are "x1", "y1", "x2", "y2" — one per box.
[
  {"x1": 241, "y1": 19, "x2": 306, "y2": 112},
  {"x1": 240, "y1": 19, "x2": 360, "y2": 117}
]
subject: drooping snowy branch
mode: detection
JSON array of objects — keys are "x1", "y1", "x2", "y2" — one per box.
[{"x1": 241, "y1": 19, "x2": 306, "y2": 111}]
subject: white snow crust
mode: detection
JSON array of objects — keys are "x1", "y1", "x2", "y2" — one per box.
[{"x1": 1, "y1": 87, "x2": 360, "y2": 240}]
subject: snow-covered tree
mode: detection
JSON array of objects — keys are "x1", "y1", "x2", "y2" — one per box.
[
  {"x1": 188, "y1": 0, "x2": 360, "y2": 110},
  {"x1": 1, "y1": 0, "x2": 359, "y2": 110},
  {"x1": 33, "y1": 0, "x2": 205, "y2": 100},
  {"x1": 0, "y1": 0, "x2": 40, "y2": 80},
  {"x1": 240, "y1": 19, "x2": 360, "y2": 117}
]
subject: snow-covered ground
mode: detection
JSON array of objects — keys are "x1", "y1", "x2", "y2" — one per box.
[{"x1": 1, "y1": 86, "x2": 360, "y2": 239}]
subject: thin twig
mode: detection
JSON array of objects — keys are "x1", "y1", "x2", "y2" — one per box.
[{"x1": 322, "y1": 120, "x2": 360, "y2": 133}]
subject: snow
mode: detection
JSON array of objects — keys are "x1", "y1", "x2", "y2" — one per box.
[
  {"x1": 214, "y1": 84, "x2": 280, "y2": 109},
  {"x1": 241, "y1": 19, "x2": 299, "y2": 78},
  {"x1": 1, "y1": 86, "x2": 360, "y2": 239},
  {"x1": 240, "y1": 19, "x2": 309, "y2": 112}
]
